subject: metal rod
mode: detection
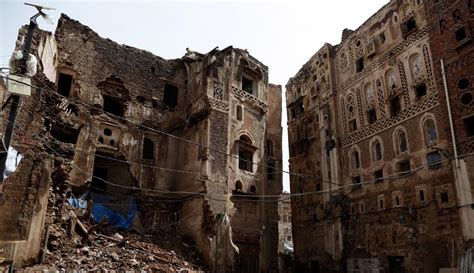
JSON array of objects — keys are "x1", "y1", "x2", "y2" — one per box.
[{"x1": 440, "y1": 59, "x2": 460, "y2": 168}]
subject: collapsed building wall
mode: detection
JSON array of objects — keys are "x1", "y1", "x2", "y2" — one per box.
[{"x1": 0, "y1": 13, "x2": 282, "y2": 271}]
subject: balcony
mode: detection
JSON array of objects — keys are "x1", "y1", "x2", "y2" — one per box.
[{"x1": 231, "y1": 86, "x2": 268, "y2": 113}]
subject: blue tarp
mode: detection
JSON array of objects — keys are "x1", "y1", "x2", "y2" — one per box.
[{"x1": 68, "y1": 192, "x2": 137, "y2": 229}]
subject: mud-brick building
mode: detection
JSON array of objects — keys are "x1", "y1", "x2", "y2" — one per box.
[
  {"x1": 0, "y1": 14, "x2": 282, "y2": 272},
  {"x1": 286, "y1": 0, "x2": 474, "y2": 272}
]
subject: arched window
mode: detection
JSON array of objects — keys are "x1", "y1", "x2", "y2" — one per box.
[
  {"x1": 425, "y1": 119, "x2": 438, "y2": 144},
  {"x1": 235, "y1": 181, "x2": 243, "y2": 192},
  {"x1": 351, "y1": 150, "x2": 360, "y2": 169},
  {"x1": 399, "y1": 132, "x2": 408, "y2": 153},
  {"x1": 374, "y1": 141, "x2": 383, "y2": 161},
  {"x1": 250, "y1": 185, "x2": 257, "y2": 194},
  {"x1": 266, "y1": 140, "x2": 274, "y2": 157},
  {"x1": 385, "y1": 69, "x2": 398, "y2": 92},
  {"x1": 236, "y1": 105, "x2": 243, "y2": 121},
  {"x1": 238, "y1": 135, "x2": 254, "y2": 172}
]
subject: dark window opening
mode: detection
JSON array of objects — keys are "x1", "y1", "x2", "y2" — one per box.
[
  {"x1": 267, "y1": 140, "x2": 274, "y2": 157},
  {"x1": 380, "y1": 32, "x2": 386, "y2": 44},
  {"x1": 164, "y1": 84, "x2": 178, "y2": 109},
  {"x1": 398, "y1": 160, "x2": 411, "y2": 173},
  {"x1": 352, "y1": 151, "x2": 360, "y2": 169},
  {"x1": 239, "y1": 149, "x2": 253, "y2": 172},
  {"x1": 237, "y1": 105, "x2": 243, "y2": 121},
  {"x1": 57, "y1": 73, "x2": 73, "y2": 97},
  {"x1": 458, "y1": 78, "x2": 470, "y2": 90},
  {"x1": 110, "y1": 139, "x2": 115, "y2": 146},
  {"x1": 242, "y1": 76, "x2": 254, "y2": 94},
  {"x1": 50, "y1": 123, "x2": 79, "y2": 144},
  {"x1": 375, "y1": 142, "x2": 382, "y2": 161},
  {"x1": 235, "y1": 181, "x2": 243, "y2": 192},
  {"x1": 316, "y1": 183, "x2": 322, "y2": 191},
  {"x1": 368, "y1": 109, "x2": 377, "y2": 124},
  {"x1": 455, "y1": 27, "x2": 468, "y2": 42},
  {"x1": 103, "y1": 95, "x2": 125, "y2": 117},
  {"x1": 395, "y1": 196, "x2": 400, "y2": 206},
  {"x1": 440, "y1": 192, "x2": 449, "y2": 203},
  {"x1": 419, "y1": 190, "x2": 425, "y2": 202},
  {"x1": 250, "y1": 185, "x2": 257, "y2": 194},
  {"x1": 399, "y1": 132, "x2": 408, "y2": 152},
  {"x1": 352, "y1": 176, "x2": 361, "y2": 185},
  {"x1": 402, "y1": 17, "x2": 417, "y2": 36},
  {"x1": 291, "y1": 101, "x2": 305, "y2": 119},
  {"x1": 91, "y1": 167, "x2": 108, "y2": 193},
  {"x1": 356, "y1": 58, "x2": 364, "y2": 73},
  {"x1": 136, "y1": 96, "x2": 146, "y2": 103},
  {"x1": 104, "y1": 128, "x2": 112, "y2": 136},
  {"x1": 374, "y1": 169, "x2": 384, "y2": 183},
  {"x1": 98, "y1": 136, "x2": 104, "y2": 144},
  {"x1": 391, "y1": 96, "x2": 401, "y2": 116},
  {"x1": 461, "y1": 93, "x2": 473, "y2": 105},
  {"x1": 142, "y1": 137, "x2": 154, "y2": 160},
  {"x1": 427, "y1": 151, "x2": 442, "y2": 169},
  {"x1": 379, "y1": 199, "x2": 385, "y2": 209},
  {"x1": 415, "y1": 83, "x2": 427, "y2": 99},
  {"x1": 464, "y1": 116, "x2": 474, "y2": 137},
  {"x1": 388, "y1": 256, "x2": 405, "y2": 273},
  {"x1": 349, "y1": 119, "x2": 358, "y2": 132}
]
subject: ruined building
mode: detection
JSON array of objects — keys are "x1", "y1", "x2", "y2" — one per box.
[
  {"x1": 286, "y1": 0, "x2": 474, "y2": 272},
  {"x1": 0, "y1": 14, "x2": 282, "y2": 272}
]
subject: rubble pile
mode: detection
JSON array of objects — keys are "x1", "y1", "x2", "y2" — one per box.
[{"x1": 19, "y1": 187, "x2": 207, "y2": 272}]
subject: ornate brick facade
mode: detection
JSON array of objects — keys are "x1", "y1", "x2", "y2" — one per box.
[{"x1": 286, "y1": 0, "x2": 474, "y2": 272}]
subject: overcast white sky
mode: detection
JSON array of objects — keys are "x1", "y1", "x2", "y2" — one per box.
[{"x1": 1, "y1": 0, "x2": 388, "y2": 192}]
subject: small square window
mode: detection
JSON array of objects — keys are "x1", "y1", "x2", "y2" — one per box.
[
  {"x1": 352, "y1": 176, "x2": 361, "y2": 185},
  {"x1": 464, "y1": 116, "x2": 474, "y2": 137},
  {"x1": 398, "y1": 161, "x2": 411, "y2": 173},
  {"x1": 391, "y1": 96, "x2": 401, "y2": 116},
  {"x1": 368, "y1": 109, "x2": 377, "y2": 124},
  {"x1": 374, "y1": 169, "x2": 384, "y2": 183},
  {"x1": 440, "y1": 192, "x2": 449, "y2": 203},
  {"x1": 401, "y1": 17, "x2": 417, "y2": 36},
  {"x1": 455, "y1": 27, "x2": 467, "y2": 42},
  {"x1": 415, "y1": 83, "x2": 427, "y2": 99}
]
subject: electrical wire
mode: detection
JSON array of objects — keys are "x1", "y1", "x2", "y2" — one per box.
[
  {"x1": 2, "y1": 74, "x2": 474, "y2": 202},
  {"x1": 31, "y1": 74, "x2": 342, "y2": 187}
]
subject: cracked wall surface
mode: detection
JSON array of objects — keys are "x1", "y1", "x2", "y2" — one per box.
[{"x1": 0, "y1": 14, "x2": 282, "y2": 271}]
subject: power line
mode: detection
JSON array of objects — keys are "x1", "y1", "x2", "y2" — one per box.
[
  {"x1": 32, "y1": 74, "x2": 343, "y2": 187},
  {"x1": 42, "y1": 137, "x2": 474, "y2": 202},
  {"x1": 2, "y1": 74, "x2": 474, "y2": 201},
  {"x1": 0, "y1": 73, "x2": 340, "y2": 187}
]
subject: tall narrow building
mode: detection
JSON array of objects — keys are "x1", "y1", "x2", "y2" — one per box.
[{"x1": 287, "y1": 1, "x2": 474, "y2": 272}]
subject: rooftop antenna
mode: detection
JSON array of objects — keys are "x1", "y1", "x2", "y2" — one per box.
[{"x1": 21, "y1": 3, "x2": 55, "y2": 66}]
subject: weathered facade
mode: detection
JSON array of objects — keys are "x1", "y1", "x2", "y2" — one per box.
[
  {"x1": 287, "y1": 0, "x2": 474, "y2": 272},
  {"x1": 0, "y1": 14, "x2": 282, "y2": 272},
  {"x1": 277, "y1": 192, "x2": 293, "y2": 272}
]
